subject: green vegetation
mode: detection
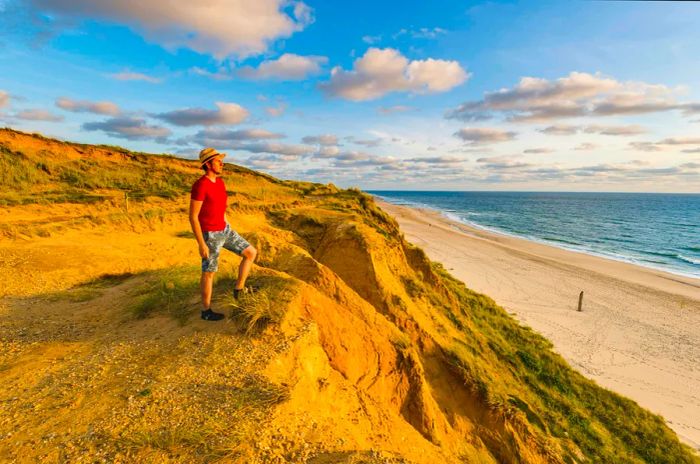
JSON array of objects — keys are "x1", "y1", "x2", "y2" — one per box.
[
  {"x1": 0, "y1": 143, "x2": 194, "y2": 205},
  {"x1": 230, "y1": 274, "x2": 299, "y2": 334},
  {"x1": 429, "y1": 264, "x2": 696, "y2": 463},
  {"x1": 130, "y1": 266, "x2": 201, "y2": 323}
]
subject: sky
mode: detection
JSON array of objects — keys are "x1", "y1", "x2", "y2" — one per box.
[{"x1": 1, "y1": 1, "x2": 700, "y2": 192}]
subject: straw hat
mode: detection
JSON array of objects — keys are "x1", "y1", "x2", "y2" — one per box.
[{"x1": 199, "y1": 147, "x2": 226, "y2": 166}]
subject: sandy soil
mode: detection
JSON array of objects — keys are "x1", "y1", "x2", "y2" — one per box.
[{"x1": 379, "y1": 200, "x2": 700, "y2": 451}]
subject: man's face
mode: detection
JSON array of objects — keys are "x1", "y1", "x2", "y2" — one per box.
[{"x1": 208, "y1": 157, "x2": 224, "y2": 175}]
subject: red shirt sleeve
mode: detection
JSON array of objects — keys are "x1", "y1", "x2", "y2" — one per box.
[{"x1": 191, "y1": 178, "x2": 205, "y2": 201}]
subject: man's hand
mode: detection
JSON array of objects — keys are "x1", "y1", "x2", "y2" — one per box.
[{"x1": 198, "y1": 243, "x2": 210, "y2": 259}]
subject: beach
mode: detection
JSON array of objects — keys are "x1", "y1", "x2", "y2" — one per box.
[{"x1": 378, "y1": 200, "x2": 700, "y2": 450}]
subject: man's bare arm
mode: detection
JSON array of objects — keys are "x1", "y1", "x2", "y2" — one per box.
[{"x1": 189, "y1": 199, "x2": 209, "y2": 259}]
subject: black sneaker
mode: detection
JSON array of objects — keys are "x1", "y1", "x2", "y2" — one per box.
[{"x1": 201, "y1": 308, "x2": 224, "y2": 321}]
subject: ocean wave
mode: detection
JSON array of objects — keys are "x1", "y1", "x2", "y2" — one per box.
[
  {"x1": 645, "y1": 250, "x2": 681, "y2": 259},
  {"x1": 602, "y1": 236, "x2": 640, "y2": 245},
  {"x1": 542, "y1": 236, "x2": 582, "y2": 246},
  {"x1": 678, "y1": 255, "x2": 700, "y2": 266}
]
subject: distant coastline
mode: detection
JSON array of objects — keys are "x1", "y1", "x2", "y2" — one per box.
[
  {"x1": 371, "y1": 191, "x2": 700, "y2": 281},
  {"x1": 378, "y1": 199, "x2": 700, "y2": 449}
]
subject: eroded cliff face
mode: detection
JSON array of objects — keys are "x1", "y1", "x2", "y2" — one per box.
[
  {"x1": 254, "y1": 205, "x2": 566, "y2": 464},
  {"x1": 0, "y1": 129, "x2": 694, "y2": 464}
]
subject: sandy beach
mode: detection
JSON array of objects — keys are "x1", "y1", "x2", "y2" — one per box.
[{"x1": 378, "y1": 200, "x2": 700, "y2": 450}]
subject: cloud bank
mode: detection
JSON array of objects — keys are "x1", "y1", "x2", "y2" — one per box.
[
  {"x1": 454, "y1": 127, "x2": 516, "y2": 145},
  {"x1": 321, "y1": 48, "x2": 468, "y2": 101},
  {"x1": 83, "y1": 116, "x2": 170, "y2": 141},
  {"x1": 109, "y1": 72, "x2": 162, "y2": 84},
  {"x1": 56, "y1": 97, "x2": 120, "y2": 115},
  {"x1": 32, "y1": 0, "x2": 314, "y2": 59},
  {"x1": 446, "y1": 72, "x2": 700, "y2": 122},
  {"x1": 154, "y1": 102, "x2": 249, "y2": 127},
  {"x1": 238, "y1": 54, "x2": 327, "y2": 80}
]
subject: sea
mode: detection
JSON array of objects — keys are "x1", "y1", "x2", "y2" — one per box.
[{"x1": 368, "y1": 191, "x2": 700, "y2": 280}]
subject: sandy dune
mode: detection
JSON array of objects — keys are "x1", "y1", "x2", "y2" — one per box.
[{"x1": 379, "y1": 200, "x2": 700, "y2": 450}]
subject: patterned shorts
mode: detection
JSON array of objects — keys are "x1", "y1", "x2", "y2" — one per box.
[{"x1": 202, "y1": 224, "x2": 251, "y2": 273}]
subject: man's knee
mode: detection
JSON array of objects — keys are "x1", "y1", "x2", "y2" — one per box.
[{"x1": 242, "y1": 246, "x2": 257, "y2": 261}]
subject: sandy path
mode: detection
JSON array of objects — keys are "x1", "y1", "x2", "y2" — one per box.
[{"x1": 379, "y1": 200, "x2": 700, "y2": 450}]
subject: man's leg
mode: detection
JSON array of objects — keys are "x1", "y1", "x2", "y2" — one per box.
[
  {"x1": 201, "y1": 271, "x2": 215, "y2": 309},
  {"x1": 235, "y1": 246, "x2": 257, "y2": 290},
  {"x1": 200, "y1": 231, "x2": 225, "y2": 321}
]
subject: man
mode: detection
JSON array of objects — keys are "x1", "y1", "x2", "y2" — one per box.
[{"x1": 189, "y1": 147, "x2": 257, "y2": 321}]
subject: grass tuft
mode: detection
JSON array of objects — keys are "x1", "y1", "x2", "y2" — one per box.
[{"x1": 230, "y1": 274, "x2": 298, "y2": 334}]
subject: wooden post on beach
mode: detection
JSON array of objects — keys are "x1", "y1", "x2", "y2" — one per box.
[
  {"x1": 578, "y1": 291, "x2": 584, "y2": 312},
  {"x1": 124, "y1": 192, "x2": 129, "y2": 213}
]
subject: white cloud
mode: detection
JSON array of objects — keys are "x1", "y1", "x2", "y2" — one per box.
[
  {"x1": 32, "y1": 0, "x2": 314, "y2": 59},
  {"x1": 302, "y1": 134, "x2": 338, "y2": 146},
  {"x1": 405, "y1": 156, "x2": 465, "y2": 165},
  {"x1": 362, "y1": 35, "x2": 381, "y2": 44},
  {"x1": 190, "y1": 127, "x2": 285, "y2": 149},
  {"x1": 320, "y1": 48, "x2": 468, "y2": 101},
  {"x1": 476, "y1": 155, "x2": 532, "y2": 170},
  {"x1": 238, "y1": 53, "x2": 327, "y2": 80},
  {"x1": 82, "y1": 116, "x2": 170, "y2": 141},
  {"x1": 109, "y1": 71, "x2": 162, "y2": 84},
  {"x1": 657, "y1": 137, "x2": 700, "y2": 145},
  {"x1": 316, "y1": 145, "x2": 341, "y2": 158},
  {"x1": 523, "y1": 148, "x2": 554, "y2": 154},
  {"x1": 265, "y1": 102, "x2": 287, "y2": 117},
  {"x1": 574, "y1": 143, "x2": 599, "y2": 151},
  {"x1": 628, "y1": 135, "x2": 700, "y2": 153},
  {"x1": 454, "y1": 127, "x2": 516, "y2": 145},
  {"x1": 237, "y1": 141, "x2": 315, "y2": 157},
  {"x1": 394, "y1": 27, "x2": 447, "y2": 40},
  {"x1": 16, "y1": 109, "x2": 64, "y2": 122},
  {"x1": 629, "y1": 141, "x2": 664, "y2": 152},
  {"x1": 350, "y1": 138, "x2": 383, "y2": 148},
  {"x1": 0, "y1": 90, "x2": 9, "y2": 108},
  {"x1": 538, "y1": 124, "x2": 579, "y2": 136},
  {"x1": 155, "y1": 102, "x2": 249, "y2": 126},
  {"x1": 56, "y1": 97, "x2": 120, "y2": 115},
  {"x1": 446, "y1": 72, "x2": 697, "y2": 122},
  {"x1": 538, "y1": 124, "x2": 647, "y2": 137},
  {"x1": 583, "y1": 124, "x2": 646, "y2": 136}
]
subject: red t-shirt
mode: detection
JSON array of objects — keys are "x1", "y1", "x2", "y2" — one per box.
[{"x1": 191, "y1": 176, "x2": 227, "y2": 232}]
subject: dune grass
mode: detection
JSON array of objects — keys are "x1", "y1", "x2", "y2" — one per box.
[
  {"x1": 0, "y1": 143, "x2": 192, "y2": 205},
  {"x1": 229, "y1": 274, "x2": 299, "y2": 334},
  {"x1": 429, "y1": 263, "x2": 697, "y2": 463}
]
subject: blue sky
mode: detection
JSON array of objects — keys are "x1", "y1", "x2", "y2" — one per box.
[{"x1": 1, "y1": 0, "x2": 700, "y2": 191}]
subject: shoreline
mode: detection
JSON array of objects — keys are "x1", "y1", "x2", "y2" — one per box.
[
  {"x1": 378, "y1": 200, "x2": 700, "y2": 450},
  {"x1": 373, "y1": 196, "x2": 700, "y2": 283}
]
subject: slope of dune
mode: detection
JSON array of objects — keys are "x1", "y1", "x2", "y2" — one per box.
[{"x1": 1, "y1": 128, "x2": 697, "y2": 463}]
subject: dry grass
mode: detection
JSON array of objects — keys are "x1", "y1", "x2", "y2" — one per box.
[{"x1": 229, "y1": 274, "x2": 299, "y2": 334}]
